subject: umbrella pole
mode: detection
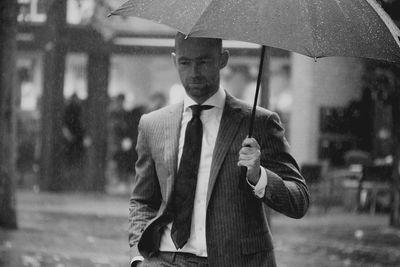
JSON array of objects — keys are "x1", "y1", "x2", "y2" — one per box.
[
  {"x1": 239, "y1": 45, "x2": 267, "y2": 190},
  {"x1": 248, "y1": 45, "x2": 267, "y2": 137}
]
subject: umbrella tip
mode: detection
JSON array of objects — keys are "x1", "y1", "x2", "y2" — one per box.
[
  {"x1": 314, "y1": 57, "x2": 317, "y2": 62},
  {"x1": 107, "y1": 12, "x2": 114, "y2": 18}
]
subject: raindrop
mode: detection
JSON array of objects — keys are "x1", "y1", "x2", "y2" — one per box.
[
  {"x1": 343, "y1": 259, "x2": 352, "y2": 266},
  {"x1": 354, "y1": 229, "x2": 364, "y2": 240},
  {"x1": 86, "y1": 236, "x2": 96, "y2": 243},
  {"x1": 4, "y1": 241, "x2": 12, "y2": 248},
  {"x1": 33, "y1": 185, "x2": 40, "y2": 193},
  {"x1": 53, "y1": 255, "x2": 60, "y2": 261},
  {"x1": 21, "y1": 255, "x2": 40, "y2": 267}
]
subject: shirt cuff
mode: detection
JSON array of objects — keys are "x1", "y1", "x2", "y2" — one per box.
[
  {"x1": 247, "y1": 168, "x2": 268, "y2": 198},
  {"x1": 131, "y1": 256, "x2": 144, "y2": 266}
]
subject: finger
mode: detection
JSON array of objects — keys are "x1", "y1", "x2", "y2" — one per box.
[
  {"x1": 239, "y1": 146, "x2": 260, "y2": 154},
  {"x1": 242, "y1": 137, "x2": 260, "y2": 149},
  {"x1": 241, "y1": 137, "x2": 253, "y2": 146},
  {"x1": 239, "y1": 149, "x2": 260, "y2": 157},
  {"x1": 239, "y1": 150, "x2": 261, "y2": 161},
  {"x1": 239, "y1": 147, "x2": 257, "y2": 155},
  {"x1": 237, "y1": 160, "x2": 249, "y2": 167},
  {"x1": 238, "y1": 154, "x2": 254, "y2": 161},
  {"x1": 237, "y1": 158, "x2": 257, "y2": 168}
]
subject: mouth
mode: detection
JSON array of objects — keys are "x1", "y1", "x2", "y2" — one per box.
[
  {"x1": 188, "y1": 78, "x2": 204, "y2": 84},
  {"x1": 188, "y1": 82, "x2": 205, "y2": 88}
]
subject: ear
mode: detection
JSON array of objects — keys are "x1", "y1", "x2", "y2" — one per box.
[
  {"x1": 219, "y1": 50, "x2": 229, "y2": 69},
  {"x1": 171, "y1": 52, "x2": 177, "y2": 67}
]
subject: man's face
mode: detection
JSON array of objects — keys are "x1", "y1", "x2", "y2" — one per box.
[{"x1": 173, "y1": 37, "x2": 228, "y2": 104}]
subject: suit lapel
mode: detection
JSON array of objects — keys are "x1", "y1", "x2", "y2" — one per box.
[
  {"x1": 206, "y1": 94, "x2": 247, "y2": 207},
  {"x1": 164, "y1": 103, "x2": 183, "y2": 200}
]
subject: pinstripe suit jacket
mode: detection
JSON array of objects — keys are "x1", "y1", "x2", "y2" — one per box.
[{"x1": 129, "y1": 93, "x2": 309, "y2": 267}]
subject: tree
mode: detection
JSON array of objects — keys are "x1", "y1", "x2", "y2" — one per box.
[
  {"x1": 39, "y1": 0, "x2": 111, "y2": 191},
  {"x1": 0, "y1": 0, "x2": 18, "y2": 229},
  {"x1": 84, "y1": 53, "x2": 110, "y2": 191},
  {"x1": 81, "y1": 0, "x2": 113, "y2": 191},
  {"x1": 39, "y1": 0, "x2": 67, "y2": 191}
]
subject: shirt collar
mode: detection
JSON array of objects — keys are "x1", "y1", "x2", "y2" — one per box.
[{"x1": 183, "y1": 87, "x2": 226, "y2": 111}]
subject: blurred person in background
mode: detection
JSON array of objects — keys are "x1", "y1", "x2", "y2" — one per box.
[
  {"x1": 124, "y1": 104, "x2": 147, "y2": 180},
  {"x1": 108, "y1": 92, "x2": 168, "y2": 190},
  {"x1": 147, "y1": 92, "x2": 167, "y2": 113},
  {"x1": 108, "y1": 93, "x2": 130, "y2": 185},
  {"x1": 62, "y1": 93, "x2": 85, "y2": 164},
  {"x1": 120, "y1": 92, "x2": 168, "y2": 182}
]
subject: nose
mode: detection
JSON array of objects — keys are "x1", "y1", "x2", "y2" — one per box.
[{"x1": 189, "y1": 62, "x2": 200, "y2": 76}]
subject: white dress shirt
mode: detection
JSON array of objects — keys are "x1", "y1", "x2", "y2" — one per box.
[{"x1": 158, "y1": 88, "x2": 268, "y2": 257}]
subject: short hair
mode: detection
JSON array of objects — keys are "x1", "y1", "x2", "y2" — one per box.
[{"x1": 174, "y1": 32, "x2": 222, "y2": 52}]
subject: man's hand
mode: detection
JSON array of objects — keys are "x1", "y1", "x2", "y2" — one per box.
[{"x1": 238, "y1": 137, "x2": 261, "y2": 185}]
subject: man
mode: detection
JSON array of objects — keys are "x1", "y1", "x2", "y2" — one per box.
[{"x1": 129, "y1": 33, "x2": 309, "y2": 267}]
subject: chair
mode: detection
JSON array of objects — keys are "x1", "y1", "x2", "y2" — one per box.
[
  {"x1": 344, "y1": 150, "x2": 372, "y2": 166},
  {"x1": 357, "y1": 165, "x2": 393, "y2": 214}
]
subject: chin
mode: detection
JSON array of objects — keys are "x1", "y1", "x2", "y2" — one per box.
[{"x1": 187, "y1": 87, "x2": 206, "y2": 96}]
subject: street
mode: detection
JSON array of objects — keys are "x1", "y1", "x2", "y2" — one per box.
[{"x1": 1, "y1": 190, "x2": 400, "y2": 267}]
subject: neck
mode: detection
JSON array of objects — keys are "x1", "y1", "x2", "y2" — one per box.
[
  {"x1": 189, "y1": 88, "x2": 219, "y2": 105},
  {"x1": 191, "y1": 97, "x2": 208, "y2": 105}
]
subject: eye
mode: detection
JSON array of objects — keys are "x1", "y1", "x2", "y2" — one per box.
[{"x1": 178, "y1": 60, "x2": 190, "y2": 66}]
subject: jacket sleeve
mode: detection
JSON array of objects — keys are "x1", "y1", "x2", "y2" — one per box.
[
  {"x1": 259, "y1": 112, "x2": 310, "y2": 219},
  {"x1": 128, "y1": 115, "x2": 162, "y2": 258}
]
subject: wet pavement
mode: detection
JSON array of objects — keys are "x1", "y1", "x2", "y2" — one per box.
[{"x1": 1, "y1": 190, "x2": 400, "y2": 267}]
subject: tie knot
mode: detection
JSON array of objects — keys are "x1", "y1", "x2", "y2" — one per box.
[{"x1": 190, "y1": 105, "x2": 213, "y2": 117}]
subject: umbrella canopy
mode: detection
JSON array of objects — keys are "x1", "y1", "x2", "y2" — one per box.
[
  {"x1": 110, "y1": 0, "x2": 400, "y2": 138},
  {"x1": 110, "y1": 0, "x2": 400, "y2": 63}
]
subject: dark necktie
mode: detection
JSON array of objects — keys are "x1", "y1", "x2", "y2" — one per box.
[{"x1": 171, "y1": 104, "x2": 213, "y2": 249}]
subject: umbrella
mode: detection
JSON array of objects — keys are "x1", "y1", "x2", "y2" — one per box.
[{"x1": 109, "y1": 0, "x2": 400, "y2": 136}]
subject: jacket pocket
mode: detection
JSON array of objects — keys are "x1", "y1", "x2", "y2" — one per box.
[{"x1": 240, "y1": 234, "x2": 274, "y2": 255}]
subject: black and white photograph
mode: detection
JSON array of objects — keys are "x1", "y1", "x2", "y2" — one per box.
[{"x1": 1, "y1": 0, "x2": 400, "y2": 266}]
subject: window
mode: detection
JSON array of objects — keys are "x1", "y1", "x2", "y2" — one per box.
[{"x1": 17, "y1": 0, "x2": 47, "y2": 23}]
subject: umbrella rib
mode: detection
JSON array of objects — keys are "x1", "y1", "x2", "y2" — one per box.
[
  {"x1": 365, "y1": 0, "x2": 400, "y2": 46},
  {"x1": 331, "y1": 0, "x2": 395, "y2": 60},
  {"x1": 332, "y1": 0, "x2": 366, "y2": 57},
  {"x1": 347, "y1": 0, "x2": 400, "y2": 61},
  {"x1": 301, "y1": 0, "x2": 318, "y2": 58},
  {"x1": 108, "y1": 1, "x2": 137, "y2": 17},
  {"x1": 186, "y1": 0, "x2": 218, "y2": 36}
]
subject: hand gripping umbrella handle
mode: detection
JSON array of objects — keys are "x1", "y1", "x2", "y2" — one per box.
[{"x1": 239, "y1": 45, "x2": 267, "y2": 190}]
